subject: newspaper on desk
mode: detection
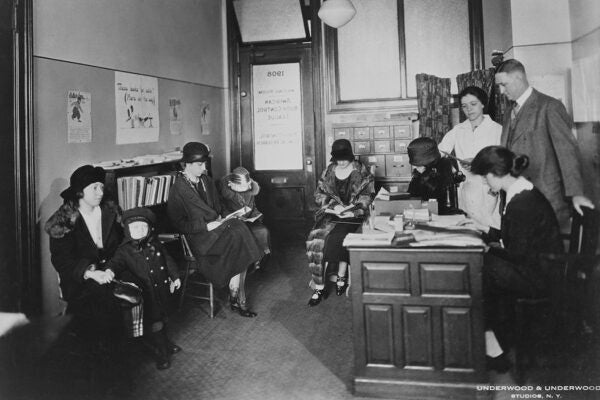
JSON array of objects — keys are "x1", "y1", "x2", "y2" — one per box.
[{"x1": 407, "y1": 218, "x2": 485, "y2": 247}]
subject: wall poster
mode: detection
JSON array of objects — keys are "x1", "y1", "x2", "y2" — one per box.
[
  {"x1": 169, "y1": 98, "x2": 182, "y2": 135},
  {"x1": 67, "y1": 90, "x2": 92, "y2": 143},
  {"x1": 252, "y1": 63, "x2": 303, "y2": 170},
  {"x1": 115, "y1": 72, "x2": 159, "y2": 144}
]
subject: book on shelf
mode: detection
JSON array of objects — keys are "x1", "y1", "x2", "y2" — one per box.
[{"x1": 116, "y1": 174, "x2": 175, "y2": 210}]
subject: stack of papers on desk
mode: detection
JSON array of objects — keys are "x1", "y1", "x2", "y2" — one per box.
[
  {"x1": 375, "y1": 187, "x2": 411, "y2": 201},
  {"x1": 408, "y1": 227, "x2": 484, "y2": 247},
  {"x1": 343, "y1": 231, "x2": 395, "y2": 247}
]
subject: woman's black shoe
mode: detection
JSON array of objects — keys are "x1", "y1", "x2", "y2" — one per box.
[
  {"x1": 230, "y1": 297, "x2": 257, "y2": 317},
  {"x1": 167, "y1": 342, "x2": 182, "y2": 355},
  {"x1": 308, "y1": 288, "x2": 326, "y2": 307},
  {"x1": 335, "y1": 275, "x2": 348, "y2": 296},
  {"x1": 486, "y1": 354, "x2": 511, "y2": 373},
  {"x1": 156, "y1": 357, "x2": 171, "y2": 370}
]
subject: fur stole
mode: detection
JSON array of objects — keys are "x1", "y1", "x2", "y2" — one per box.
[{"x1": 44, "y1": 200, "x2": 121, "y2": 239}]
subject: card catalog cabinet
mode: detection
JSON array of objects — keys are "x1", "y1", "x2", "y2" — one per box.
[{"x1": 332, "y1": 120, "x2": 417, "y2": 190}]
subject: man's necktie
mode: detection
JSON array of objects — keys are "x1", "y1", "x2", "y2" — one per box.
[{"x1": 507, "y1": 101, "x2": 521, "y2": 145}]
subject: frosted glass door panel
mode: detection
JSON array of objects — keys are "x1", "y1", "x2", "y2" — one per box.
[
  {"x1": 252, "y1": 63, "x2": 303, "y2": 170},
  {"x1": 337, "y1": 0, "x2": 401, "y2": 100},
  {"x1": 404, "y1": 0, "x2": 470, "y2": 96}
]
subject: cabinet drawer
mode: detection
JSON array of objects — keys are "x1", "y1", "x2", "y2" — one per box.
[
  {"x1": 353, "y1": 127, "x2": 371, "y2": 140},
  {"x1": 372, "y1": 126, "x2": 391, "y2": 139},
  {"x1": 354, "y1": 141, "x2": 371, "y2": 154},
  {"x1": 385, "y1": 154, "x2": 412, "y2": 177},
  {"x1": 393, "y1": 125, "x2": 412, "y2": 138},
  {"x1": 359, "y1": 155, "x2": 386, "y2": 177},
  {"x1": 333, "y1": 127, "x2": 352, "y2": 140},
  {"x1": 373, "y1": 140, "x2": 392, "y2": 153},
  {"x1": 394, "y1": 139, "x2": 410, "y2": 153}
]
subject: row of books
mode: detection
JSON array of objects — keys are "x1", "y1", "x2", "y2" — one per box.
[{"x1": 117, "y1": 175, "x2": 174, "y2": 211}]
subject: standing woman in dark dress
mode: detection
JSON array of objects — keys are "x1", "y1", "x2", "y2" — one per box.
[
  {"x1": 407, "y1": 137, "x2": 464, "y2": 215},
  {"x1": 306, "y1": 139, "x2": 374, "y2": 306},
  {"x1": 469, "y1": 145, "x2": 563, "y2": 370},
  {"x1": 167, "y1": 142, "x2": 262, "y2": 317},
  {"x1": 44, "y1": 165, "x2": 124, "y2": 340}
]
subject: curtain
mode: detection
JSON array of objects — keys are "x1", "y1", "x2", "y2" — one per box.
[
  {"x1": 456, "y1": 68, "x2": 507, "y2": 124},
  {"x1": 416, "y1": 73, "x2": 451, "y2": 143}
]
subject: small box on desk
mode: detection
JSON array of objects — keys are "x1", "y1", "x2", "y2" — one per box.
[{"x1": 374, "y1": 198, "x2": 438, "y2": 216}]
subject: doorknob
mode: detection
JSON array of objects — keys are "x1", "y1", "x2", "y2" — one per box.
[
  {"x1": 240, "y1": 91, "x2": 247, "y2": 97},
  {"x1": 306, "y1": 159, "x2": 312, "y2": 165}
]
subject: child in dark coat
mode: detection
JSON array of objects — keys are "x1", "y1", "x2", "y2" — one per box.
[{"x1": 106, "y1": 207, "x2": 181, "y2": 370}]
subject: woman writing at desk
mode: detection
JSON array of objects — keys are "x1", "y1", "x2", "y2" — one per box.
[
  {"x1": 469, "y1": 145, "x2": 562, "y2": 371},
  {"x1": 306, "y1": 139, "x2": 374, "y2": 306}
]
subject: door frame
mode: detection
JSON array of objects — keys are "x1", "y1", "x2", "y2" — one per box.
[
  {"x1": 227, "y1": 0, "x2": 325, "y2": 206},
  {"x1": 0, "y1": 0, "x2": 37, "y2": 313}
]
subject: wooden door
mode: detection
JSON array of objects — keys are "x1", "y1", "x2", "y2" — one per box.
[{"x1": 238, "y1": 44, "x2": 316, "y2": 225}]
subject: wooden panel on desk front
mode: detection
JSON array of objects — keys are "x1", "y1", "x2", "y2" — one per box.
[{"x1": 349, "y1": 247, "x2": 490, "y2": 400}]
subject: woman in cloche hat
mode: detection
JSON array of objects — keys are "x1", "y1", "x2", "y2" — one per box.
[
  {"x1": 45, "y1": 164, "x2": 124, "y2": 341},
  {"x1": 306, "y1": 139, "x2": 375, "y2": 306},
  {"x1": 167, "y1": 142, "x2": 262, "y2": 317}
]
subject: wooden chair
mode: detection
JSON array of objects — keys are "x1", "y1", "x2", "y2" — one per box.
[
  {"x1": 514, "y1": 206, "x2": 600, "y2": 383},
  {"x1": 158, "y1": 233, "x2": 215, "y2": 318}
]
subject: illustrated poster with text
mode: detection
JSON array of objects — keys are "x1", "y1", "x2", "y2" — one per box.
[{"x1": 115, "y1": 72, "x2": 159, "y2": 144}]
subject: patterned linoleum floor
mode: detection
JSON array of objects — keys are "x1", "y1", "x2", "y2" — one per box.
[{"x1": 19, "y1": 229, "x2": 600, "y2": 400}]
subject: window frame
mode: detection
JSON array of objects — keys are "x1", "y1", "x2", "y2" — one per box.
[{"x1": 323, "y1": 0, "x2": 484, "y2": 112}]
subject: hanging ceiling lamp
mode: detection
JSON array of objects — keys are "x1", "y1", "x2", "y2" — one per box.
[{"x1": 318, "y1": 0, "x2": 356, "y2": 29}]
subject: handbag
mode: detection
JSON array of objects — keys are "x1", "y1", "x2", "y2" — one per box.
[{"x1": 112, "y1": 280, "x2": 143, "y2": 305}]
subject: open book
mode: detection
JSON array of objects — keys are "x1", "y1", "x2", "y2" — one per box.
[
  {"x1": 324, "y1": 204, "x2": 357, "y2": 217},
  {"x1": 207, "y1": 206, "x2": 252, "y2": 231},
  {"x1": 241, "y1": 212, "x2": 262, "y2": 223}
]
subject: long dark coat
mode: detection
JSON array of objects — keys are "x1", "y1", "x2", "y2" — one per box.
[
  {"x1": 106, "y1": 237, "x2": 179, "y2": 324},
  {"x1": 306, "y1": 161, "x2": 374, "y2": 286},
  {"x1": 167, "y1": 173, "x2": 261, "y2": 287},
  {"x1": 501, "y1": 89, "x2": 585, "y2": 230},
  {"x1": 45, "y1": 201, "x2": 123, "y2": 335}
]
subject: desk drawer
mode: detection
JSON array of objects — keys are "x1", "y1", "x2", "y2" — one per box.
[
  {"x1": 359, "y1": 155, "x2": 386, "y2": 177},
  {"x1": 333, "y1": 128, "x2": 352, "y2": 140},
  {"x1": 394, "y1": 139, "x2": 410, "y2": 153},
  {"x1": 385, "y1": 154, "x2": 412, "y2": 177},
  {"x1": 373, "y1": 140, "x2": 392, "y2": 153},
  {"x1": 372, "y1": 126, "x2": 391, "y2": 139},
  {"x1": 354, "y1": 141, "x2": 371, "y2": 154},
  {"x1": 353, "y1": 127, "x2": 371, "y2": 140},
  {"x1": 393, "y1": 125, "x2": 412, "y2": 139}
]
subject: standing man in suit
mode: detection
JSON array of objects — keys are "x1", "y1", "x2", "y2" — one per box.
[{"x1": 495, "y1": 59, "x2": 594, "y2": 231}]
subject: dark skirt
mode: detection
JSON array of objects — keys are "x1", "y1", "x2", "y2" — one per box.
[
  {"x1": 188, "y1": 219, "x2": 262, "y2": 288},
  {"x1": 247, "y1": 222, "x2": 270, "y2": 255},
  {"x1": 322, "y1": 219, "x2": 361, "y2": 264},
  {"x1": 67, "y1": 280, "x2": 124, "y2": 340}
]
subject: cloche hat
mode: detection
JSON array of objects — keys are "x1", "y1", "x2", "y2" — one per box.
[
  {"x1": 330, "y1": 139, "x2": 355, "y2": 162},
  {"x1": 227, "y1": 167, "x2": 252, "y2": 192},
  {"x1": 60, "y1": 165, "x2": 106, "y2": 200},
  {"x1": 407, "y1": 137, "x2": 441, "y2": 167},
  {"x1": 181, "y1": 142, "x2": 211, "y2": 163}
]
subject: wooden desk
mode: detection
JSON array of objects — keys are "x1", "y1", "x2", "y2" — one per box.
[{"x1": 348, "y1": 245, "x2": 490, "y2": 399}]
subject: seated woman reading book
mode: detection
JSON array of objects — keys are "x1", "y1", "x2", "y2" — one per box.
[{"x1": 305, "y1": 139, "x2": 375, "y2": 306}]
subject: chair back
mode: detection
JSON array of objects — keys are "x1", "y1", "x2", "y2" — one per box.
[
  {"x1": 180, "y1": 234, "x2": 197, "y2": 262},
  {"x1": 569, "y1": 207, "x2": 600, "y2": 256}
]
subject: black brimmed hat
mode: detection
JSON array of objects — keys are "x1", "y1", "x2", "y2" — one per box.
[
  {"x1": 181, "y1": 142, "x2": 211, "y2": 163},
  {"x1": 60, "y1": 165, "x2": 106, "y2": 200},
  {"x1": 407, "y1": 137, "x2": 441, "y2": 167},
  {"x1": 330, "y1": 139, "x2": 355, "y2": 162}
]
